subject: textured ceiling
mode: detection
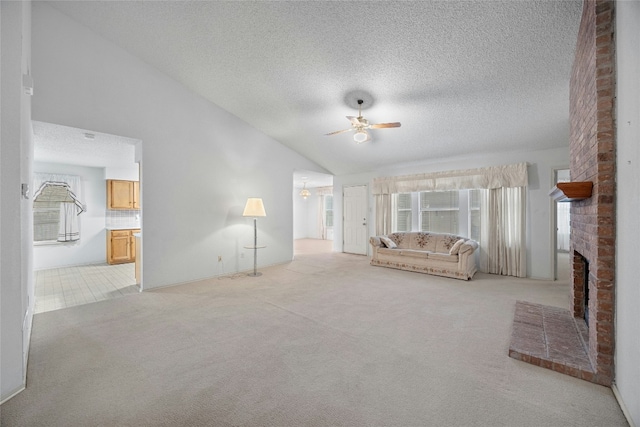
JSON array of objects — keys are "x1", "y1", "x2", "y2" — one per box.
[
  {"x1": 33, "y1": 121, "x2": 138, "y2": 169},
  {"x1": 47, "y1": 1, "x2": 582, "y2": 176}
]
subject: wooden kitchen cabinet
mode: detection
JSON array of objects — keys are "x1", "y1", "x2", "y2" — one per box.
[
  {"x1": 131, "y1": 229, "x2": 140, "y2": 261},
  {"x1": 133, "y1": 181, "x2": 140, "y2": 209},
  {"x1": 107, "y1": 229, "x2": 140, "y2": 264},
  {"x1": 107, "y1": 180, "x2": 140, "y2": 210}
]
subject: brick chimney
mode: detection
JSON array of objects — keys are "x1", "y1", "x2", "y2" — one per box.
[{"x1": 568, "y1": 0, "x2": 616, "y2": 386}]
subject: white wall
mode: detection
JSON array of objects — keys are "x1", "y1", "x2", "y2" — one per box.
[
  {"x1": 104, "y1": 165, "x2": 139, "y2": 181},
  {"x1": 1, "y1": 0, "x2": 34, "y2": 402},
  {"x1": 333, "y1": 146, "x2": 569, "y2": 279},
  {"x1": 614, "y1": 1, "x2": 640, "y2": 425},
  {"x1": 293, "y1": 188, "x2": 310, "y2": 239},
  {"x1": 31, "y1": 3, "x2": 328, "y2": 289},
  {"x1": 33, "y1": 162, "x2": 107, "y2": 269}
]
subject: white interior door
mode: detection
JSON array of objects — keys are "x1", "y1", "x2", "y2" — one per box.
[{"x1": 343, "y1": 185, "x2": 368, "y2": 255}]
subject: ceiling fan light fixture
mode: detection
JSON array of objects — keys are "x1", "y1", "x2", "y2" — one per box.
[
  {"x1": 353, "y1": 130, "x2": 368, "y2": 143},
  {"x1": 326, "y1": 96, "x2": 399, "y2": 143}
]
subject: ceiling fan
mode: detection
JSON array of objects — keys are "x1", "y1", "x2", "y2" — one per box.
[{"x1": 326, "y1": 99, "x2": 401, "y2": 143}]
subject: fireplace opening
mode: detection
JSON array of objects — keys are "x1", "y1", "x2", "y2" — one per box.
[
  {"x1": 572, "y1": 251, "x2": 591, "y2": 328},
  {"x1": 583, "y1": 258, "x2": 590, "y2": 328}
]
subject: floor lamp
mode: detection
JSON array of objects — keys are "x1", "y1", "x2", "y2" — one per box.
[{"x1": 243, "y1": 198, "x2": 266, "y2": 277}]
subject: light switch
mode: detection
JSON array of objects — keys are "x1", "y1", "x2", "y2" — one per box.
[{"x1": 21, "y1": 183, "x2": 30, "y2": 199}]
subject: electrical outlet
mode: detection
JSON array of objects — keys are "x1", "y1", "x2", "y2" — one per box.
[{"x1": 218, "y1": 255, "x2": 222, "y2": 262}]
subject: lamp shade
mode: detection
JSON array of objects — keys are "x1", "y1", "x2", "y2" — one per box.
[{"x1": 243, "y1": 198, "x2": 266, "y2": 217}]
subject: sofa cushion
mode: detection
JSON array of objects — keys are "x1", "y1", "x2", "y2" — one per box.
[
  {"x1": 388, "y1": 232, "x2": 409, "y2": 248},
  {"x1": 412, "y1": 232, "x2": 437, "y2": 251},
  {"x1": 378, "y1": 248, "x2": 399, "y2": 256},
  {"x1": 380, "y1": 236, "x2": 397, "y2": 249},
  {"x1": 449, "y1": 239, "x2": 465, "y2": 255},
  {"x1": 428, "y1": 253, "x2": 459, "y2": 263},
  {"x1": 398, "y1": 249, "x2": 430, "y2": 259}
]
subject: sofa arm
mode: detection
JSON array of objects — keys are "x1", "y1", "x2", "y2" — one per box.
[
  {"x1": 370, "y1": 236, "x2": 383, "y2": 247},
  {"x1": 459, "y1": 239, "x2": 478, "y2": 255}
]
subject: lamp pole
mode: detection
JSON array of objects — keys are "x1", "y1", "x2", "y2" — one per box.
[
  {"x1": 242, "y1": 198, "x2": 265, "y2": 277},
  {"x1": 251, "y1": 217, "x2": 259, "y2": 276}
]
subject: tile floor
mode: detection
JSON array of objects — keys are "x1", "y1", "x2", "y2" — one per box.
[{"x1": 35, "y1": 263, "x2": 139, "y2": 314}]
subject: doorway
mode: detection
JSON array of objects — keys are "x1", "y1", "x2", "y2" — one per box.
[
  {"x1": 554, "y1": 168, "x2": 571, "y2": 281},
  {"x1": 292, "y1": 170, "x2": 334, "y2": 257},
  {"x1": 32, "y1": 121, "x2": 142, "y2": 313},
  {"x1": 343, "y1": 184, "x2": 368, "y2": 255}
]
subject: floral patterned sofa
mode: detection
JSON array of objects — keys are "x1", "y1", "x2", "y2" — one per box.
[{"x1": 369, "y1": 232, "x2": 478, "y2": 280}]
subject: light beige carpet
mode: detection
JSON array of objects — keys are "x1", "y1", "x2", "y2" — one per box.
[{"x1": 1, "y1": 250, "x2": 627, "y2": 426}]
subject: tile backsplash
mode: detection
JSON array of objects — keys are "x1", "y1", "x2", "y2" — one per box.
[{"x1": 106, "y1": 210, "x2": 140, "y2": 228}]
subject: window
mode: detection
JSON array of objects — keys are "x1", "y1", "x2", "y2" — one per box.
[
  {"x1": 33, "y1": 181, "x2": 85, "y2": 244},
  {"x1": 468, "y1": 189, "x2": 481, "y2": 242},
  {"x1": 34, "y1": 202, "x2": 61, "y2": 242},
  {"x1": 325, "y1": 195, "x2": 334, "y2": 227},
  {"x1": 394, "y1": 189, "x2": 482, "y2": 238},
  {"x1": 420, "y1": 191, "x2": 459, "y2": 234},
  {"x1": 396, "y1": 193, "x2": 413, "y2": 232}
]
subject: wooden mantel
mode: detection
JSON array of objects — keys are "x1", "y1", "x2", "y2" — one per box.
[{"x1": 549, "y1": 182, "x2": 593, "y2": 202}]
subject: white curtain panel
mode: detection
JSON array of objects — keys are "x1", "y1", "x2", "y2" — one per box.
[
  {"x1": 314, "y1": 187, "x2": 333, "y2": 240},
  {"x1": 479, "y1": 187, "x2": 527, "y2": 277},
  {"x1": 556, "y1": 202, "x2": 571, "y2": 251},
  {"x1": 58, "y1": 203, "x2": 80, "y2": 242},
  {"x1": 317, "y1": 194, "x2": 326, "y2": 240},
  {"x1": 375, "y1": 194, "x2": 391, "y2": 236}
]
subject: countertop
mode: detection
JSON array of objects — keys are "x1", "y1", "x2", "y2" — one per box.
[{"x1": 106, "y1": 226, "x2": 141, "y2": 230}]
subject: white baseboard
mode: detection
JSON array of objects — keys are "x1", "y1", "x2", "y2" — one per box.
[
  {"x1": 612, "y1": 383, "x2": 636, "y2": 427},
  {"x1": 1, "y1": 383, "x2": 26, "y2": 405},
  {"x1": 141, "y1": 260, "x2": 291, "y2": 291}
]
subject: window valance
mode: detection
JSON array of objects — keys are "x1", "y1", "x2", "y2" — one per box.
[
  {"x1": 315, "y1": 186, "x2": 333, "y2": 196},
  {"x1": 372, "y1": 162, "x2": 528, "y2": 195}
]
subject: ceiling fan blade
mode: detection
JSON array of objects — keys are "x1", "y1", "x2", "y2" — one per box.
[
  {"x1": 325, "y1": 128, "x2": 354, "y2": 136},
  {"x1": 370, "y1": 122, "x2": 401, "y2": 129}
]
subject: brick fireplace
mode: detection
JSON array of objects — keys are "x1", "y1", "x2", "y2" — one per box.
[
  {"x1": 567, "y1": 0, "x2": 616, "y2": 386},
  {"x1": 509, "y1": 0, "x2": 615, "y2": 387}
]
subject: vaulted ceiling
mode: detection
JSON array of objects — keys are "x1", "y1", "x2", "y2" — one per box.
[{"x1": 45, "y1": 1, "x2": 582, "y2": 176}]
